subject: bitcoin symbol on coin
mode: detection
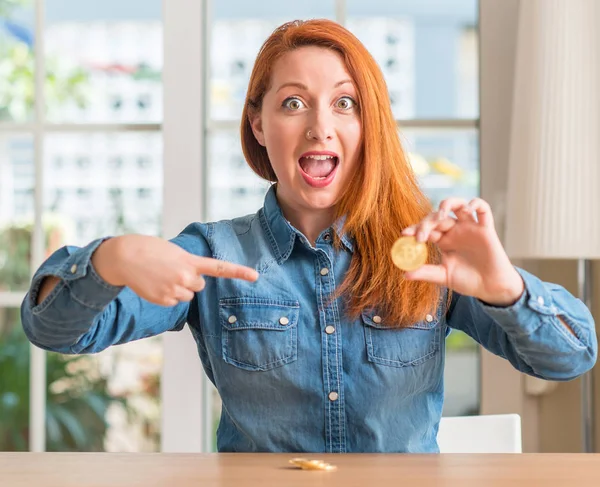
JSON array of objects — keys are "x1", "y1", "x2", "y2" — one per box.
[{"x1": 391, "y1": 236, "x2": 428, "y2": 272}]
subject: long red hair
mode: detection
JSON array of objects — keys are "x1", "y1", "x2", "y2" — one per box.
[{"x1": 241, "y1": 19, "x2": 442, "y2": 326}]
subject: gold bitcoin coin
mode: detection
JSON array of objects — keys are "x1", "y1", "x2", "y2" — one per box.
[
  {"x1": 391, "y1": 236, "x2": 428, "y2": 271},
  {"x1": 289, "y1": 458, "x2": 337, "y2": 471}
]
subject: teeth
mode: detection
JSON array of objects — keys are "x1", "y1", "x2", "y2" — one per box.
[{"x1": 304, "y1": 155, "x2": 335, "y2": 160}]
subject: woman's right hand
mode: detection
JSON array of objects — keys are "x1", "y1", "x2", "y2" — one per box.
[{"x1": 92, "y1": 235, "x2": 259, "y2": 306}]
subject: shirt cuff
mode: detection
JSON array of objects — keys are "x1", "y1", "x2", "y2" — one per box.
[{"x1": 31, "y1": 237, "x2": 123, "y2": 313}]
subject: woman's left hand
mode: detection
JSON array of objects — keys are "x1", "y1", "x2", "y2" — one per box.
[{"x1": 401, "y1": 197, "x2": 525, "y2": 306}]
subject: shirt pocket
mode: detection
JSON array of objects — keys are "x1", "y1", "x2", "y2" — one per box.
[
  {"x1": 219, "y1": 297, "x2": 300, "y2": 372},
  {"x1": 362, "y1": 312, "x2": 441, "y2": 367}
]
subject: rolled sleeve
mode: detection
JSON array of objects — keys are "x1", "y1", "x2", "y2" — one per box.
[
  {"x1": 479, "y1": 267, "x2": 595, "y2": 350},
  {"x1": 29, "y1": 237, "x2": 123, "y2": 316},
  {"x1": 449, "y1": 267, "x2": 597, "y2": 381}
]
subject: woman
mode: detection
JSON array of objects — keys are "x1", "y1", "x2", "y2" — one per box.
[{"x1": 21, "y1": 19, "x2": 596, "y2": 453}]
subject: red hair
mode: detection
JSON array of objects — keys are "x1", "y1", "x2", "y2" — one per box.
[{"x1": 241, "y1": 19, "x2": 442, "y2": 326}]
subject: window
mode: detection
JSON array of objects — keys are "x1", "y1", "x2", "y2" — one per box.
[
  {"x1": 1, "y1": 0, "x2": 481, "y2": 453},
  {"x1": 0, "y1": 0, "x2": 163, "y2": 452}
]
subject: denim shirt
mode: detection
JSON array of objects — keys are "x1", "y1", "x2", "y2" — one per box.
[{"x1": 21, "y1": 185, "x2": 597, "y2": 453}]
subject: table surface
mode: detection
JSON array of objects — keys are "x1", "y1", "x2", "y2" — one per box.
[{"x1": 2, "y1": 452, "x2": 600, "y2": 487}]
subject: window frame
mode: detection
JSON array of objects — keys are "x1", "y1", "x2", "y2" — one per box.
[{"x1": 0, "y1": 0, "x2": 166, "y2": 452}]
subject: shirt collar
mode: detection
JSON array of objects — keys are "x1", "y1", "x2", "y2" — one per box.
[{"x1": 260, "y1": 185, "x2": 354, "y2": 263}]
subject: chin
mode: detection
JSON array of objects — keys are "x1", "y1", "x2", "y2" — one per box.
[{"x1": 299, "y1": 191, "x2": 339, "y2": 211}]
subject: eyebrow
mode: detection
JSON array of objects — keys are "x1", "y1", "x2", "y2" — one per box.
[{"x1": 276, "y1": 79, "x2": 353, "y2": 93}]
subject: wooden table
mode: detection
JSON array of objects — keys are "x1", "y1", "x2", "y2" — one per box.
[{"x1": 1, "y1": 453, "x2": 600, "y2": 486}]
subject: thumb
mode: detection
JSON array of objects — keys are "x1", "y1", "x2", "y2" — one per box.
[{"x1": 404, "y1": 265, "x2": 447, "y2": 286}]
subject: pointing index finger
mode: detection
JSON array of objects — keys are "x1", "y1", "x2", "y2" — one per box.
[{"x1": 195, "y1": 256, "x2": 259, "y2": 282}]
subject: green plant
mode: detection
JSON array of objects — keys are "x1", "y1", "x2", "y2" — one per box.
[
  {"x1": 0, "y1": 0, "x2": 27, "y2": 17},
  {"x1": 0, "y1": 0, "x2": 90, "y2": 121},
  {"x1": 0, "y1": 309, "x2": 125, "y2": 451},
  {"x1": 0, "y1": 221, "x2": 160, "y2": 452},
  {"x1": 0, "y1": 43, "x2": 90, "y2": 121}
]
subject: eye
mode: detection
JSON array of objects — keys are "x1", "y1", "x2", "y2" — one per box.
[
  {"x1": 336, "y1": 96, "x2": 356, "y2": 110},
  {"x1": 283, "y1": 97, "x2": 305, "y2": 111}
]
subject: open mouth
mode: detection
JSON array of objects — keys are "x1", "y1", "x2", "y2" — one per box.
[{"x1": 298, "y1": 154, "x2": 339, "y2": 181}]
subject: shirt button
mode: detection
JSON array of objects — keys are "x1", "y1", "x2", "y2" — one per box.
[
  {"x1": 425, "y1": 314, "x2": 434, "y2": 323},
  {"x1": 279, "y1": 317, "x2": 289, "y2": 325},
  {"x1": 328, "y1": 391, "x2": 339, "y2": 401},
  {"x1": 323, "y1": 233, "x2": 331, "y2": 241},
  {"x1": 325, "y1": 325, "x2": 335, "y2": 334},
  {"x1": 228, "y1": 315, "x2": 237, "y2": 324},
  {"x1": 537, "y1": 296, "x2": 545, "y2": 305},
  {"x1": 320, "y1": 268, "x2": 329, "y2": 276},
  {"x1": 373, "y1": 315, "x2": 382, "y2": 324},
  {"x1": 70, "y1": 264, "x2": 77, "y2": 274}
]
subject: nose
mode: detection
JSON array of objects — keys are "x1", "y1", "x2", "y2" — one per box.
[{"x1": 305, "y1": 109, "x2": 334, "y2": 142}]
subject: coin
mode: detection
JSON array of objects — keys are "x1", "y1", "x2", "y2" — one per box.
[
  {"x1": 390, "y1": 236, "x2": 428, "y2": 271},
  {"x1": 289, "y1": 458, "x2": 337, "y2": 471}
]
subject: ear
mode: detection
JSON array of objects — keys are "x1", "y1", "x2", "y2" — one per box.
[{"x1": 249, "y1": 113, "x2": 266, "y2": 147}]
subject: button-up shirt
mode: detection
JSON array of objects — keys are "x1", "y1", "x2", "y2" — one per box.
[{"x1": 21, "y1": 185, "x2": 597, "y2": 452}]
